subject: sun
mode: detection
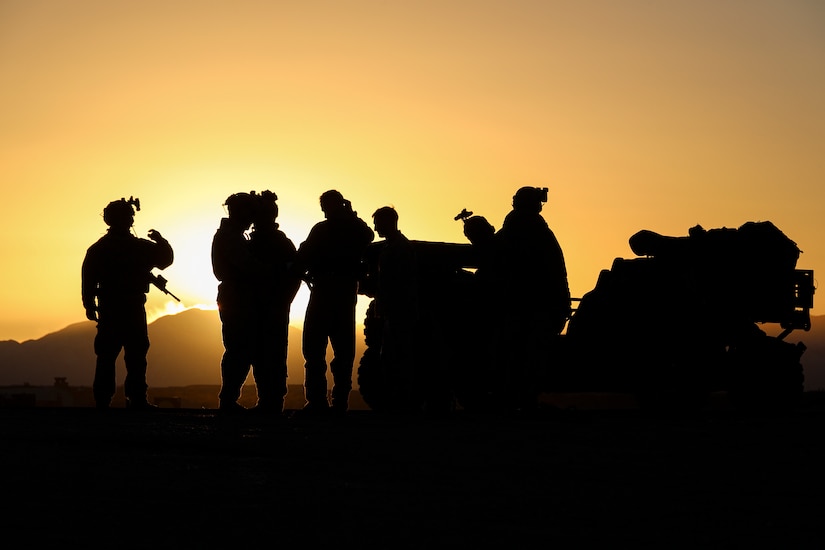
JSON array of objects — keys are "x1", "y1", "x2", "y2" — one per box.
[
  {"x1": 139, "y1": 208, "x2": 327, "y2": 328},
  {"x1": 127, "y1": 159, "x2": 373, "y2": 329}
]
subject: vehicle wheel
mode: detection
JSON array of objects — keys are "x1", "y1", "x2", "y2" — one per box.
[
  {"x1": 356, "y1": 300, "x2": 390, "y2": 412},
  {"x1": 727, "y1": 336, "x2": 805, "y2": 413}
]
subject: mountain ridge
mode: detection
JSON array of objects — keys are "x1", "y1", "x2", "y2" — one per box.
[
  {"x1": 1, "y1": 309, "x2": 823, "y2": 390},
  {"x1": 0, "y1": 308, "x2": 330, "y2": 387}
]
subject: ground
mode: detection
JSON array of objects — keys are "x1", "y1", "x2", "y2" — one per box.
[{"x1": 2, "y1": 402, "x2": 825, "y2": 548}]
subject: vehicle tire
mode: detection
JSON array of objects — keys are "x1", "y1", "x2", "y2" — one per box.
[
  {"x1": 356, "y1": 300, "x2": 391, "y2": 412},
  {"x1": 727, "y1": 336, "x2": 805, "y2": 413}
]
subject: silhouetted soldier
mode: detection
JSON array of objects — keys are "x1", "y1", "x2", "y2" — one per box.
[
  {"x1": 81, "y1": 197, "x2": 174, "y2": 409},
  {"x1": 456, "y1": 210, "x2": 498, "y2": 410},
  {"x1": 372, "y1": 206, "x2": 420, "y2": 413},
  {"x1": 247, "y1": 191, "x2": 301, "y2": 414},
  {"x1": 491, "y1": 186, "x2": 571, "y2": 413},
  {"x1": 296, "y1": 190, "x2": 374, "y2": 415},
  {"x1": 211, "y1": 192, "x2": 259, "y2": 413}
]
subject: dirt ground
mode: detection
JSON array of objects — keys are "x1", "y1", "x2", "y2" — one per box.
[{"x1": 2, "y1": 402, "x2": 825, "y2": 548}]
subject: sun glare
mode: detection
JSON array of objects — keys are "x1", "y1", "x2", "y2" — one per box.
[
  {"x1": 158, "y1": 221, "x2": 222, "y2": 307},
  {"x1": 145, "y1": 299, "x2": 196, "y2": 325},
  {"x1": 137, "y1": 197, "x2": 331, "y2": 329},
  {"x1": 111, "y1": 159, "x2": 552, "y2": 337}
]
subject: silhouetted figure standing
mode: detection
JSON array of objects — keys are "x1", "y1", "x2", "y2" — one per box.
[
  {"x1": 296, "y1": 190, "x2": 374, "y2": 415},
  {"x1": 457, "y1": 211, "x2": 498, "y2": 410},
  {"x1": 211, "y1": 192, "x2": 259, "y2": 413},
  {"x1": 491, "y1": 186, "x2": 571, "y2": 412},
  {"x1": 247, "y1": 191, "x2": 301, "y2": 414},
  {"x1": 81, "y1": 197, "x2": 174, "y2": 409},
  {"x1": 372, "y1": 206, "x2": 420, "y2": 413}
]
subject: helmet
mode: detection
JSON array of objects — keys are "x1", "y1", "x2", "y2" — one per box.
[
  {"x1": 224, "y1": 192, "x2": 256, "y2": 220},
  {"x1": 102, "y1": 197, "x2": 139, "y2": 228},
  {"x1": 512, "y1": 186, "x2": 548, "y2": 212},
  {"x1": 253, "y1": 190, "x2": 279, "y2": 221}
]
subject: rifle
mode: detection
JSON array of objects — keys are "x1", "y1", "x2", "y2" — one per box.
[{"x1": 149, "y1": 273, "x2": 180, "y2": 302}]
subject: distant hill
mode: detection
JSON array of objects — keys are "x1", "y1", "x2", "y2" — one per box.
[
  {"x1": 0, "y1": 321, "x2": 97, "y2": 387},
  {"x1": 1, "y1": 309, "x2": 823, "y2": 391},
  {"x1": 0, "y1": 308, "x2": 365, "y2": 388}
]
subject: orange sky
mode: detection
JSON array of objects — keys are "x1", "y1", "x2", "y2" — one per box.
[{"x1": 1, "y1": 0, "x2": 823, "y2": 342}]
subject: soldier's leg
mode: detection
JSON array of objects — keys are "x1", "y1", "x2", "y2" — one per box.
[
  {"x1": 218, "y1": 307, "x2": 253, "y2": 406},
  {"x1": 493, "y1": 311, "x2": 527, "y2": 412},
  {"x1": 328, "y1": 303, "x2": 356, "y2": 411},
  {"x1": 122, "y1": 309, "x2": 150, "y2": 405},
  {"x1": 93, "y1": 323, "x2": 121, "y2": 408},
  {"x1": 273, "y1": 315, "x2": 290, "y2": 405},
  {"x1": 500, "y1": 313, "x2": 545, "y2": 412},
  {"x1": 302, "y1": 296, "x2": 330, "y2": 407},
  {"x1": 252, "y1": 313, "x2": 289, "y2": 410}
]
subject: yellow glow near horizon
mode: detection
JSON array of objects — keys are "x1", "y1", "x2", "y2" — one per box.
[
  {"x1": 0, "y1": 1, "x2": 823, "y2": 342},
  {"x1": 130, "y1": 164, "x2": 371, "y2": 330}
]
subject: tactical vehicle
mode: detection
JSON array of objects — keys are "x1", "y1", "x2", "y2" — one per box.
[
  {"x1": 557, "y1": 221, "x2": 814, "y2": 411},
  {"x1": 356, "y1": 239, "x2": 479, "y2": 413},
  {"x1": 356, "y1": 221, "x2": 815, "y2": 412}
]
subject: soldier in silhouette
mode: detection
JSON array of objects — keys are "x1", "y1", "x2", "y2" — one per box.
[
  {"x1": 491, "y1": 186, "x2": 571, "y2": 413},
  {"x1": 247, "y1": 191, "x2": 301, "y2": 414},
  {"x1": 81, "y1": 197, "x2": 174, "y2": 409},
  {"x1": 371, "y1": 206, "x2": 420, "y2": 413},
  {"x1": 456, "y1": 211, "x2": 498, "y2": 411},
  {"x1": 211, "y1": 192, "x2": 259, "y2": 413},
  {"x1": 296, "y1": 190, "x2": 374, "y2": 415}
]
